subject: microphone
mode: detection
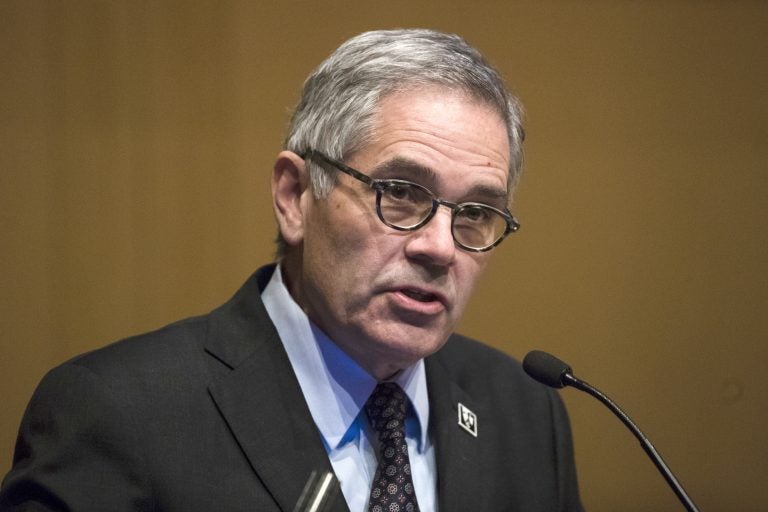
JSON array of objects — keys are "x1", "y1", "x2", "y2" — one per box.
[
  {"x1": 523, "y1": 350, "x2": 700, "y2": 512},
  {"x1": 292, "y1": 470, "x2": 340, "y2": 512}
]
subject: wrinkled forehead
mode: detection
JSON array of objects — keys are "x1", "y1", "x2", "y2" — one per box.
[
  {"x1": 364, "y1": 86, "x2": 514, "y2": 186},
  {"x1": 372, "y1": 83, "x2": 510, "y2": 137},
  {"x1": 352, "y1": 88, "x2": 511, "y2": 200},
  {"x1": 375, "y1": 88, "x2": 509, "y2": 161}
]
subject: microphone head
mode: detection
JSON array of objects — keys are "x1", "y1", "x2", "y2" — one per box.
[{"x1": 523, "y1": 350, "x2": 573, "y2": 389}]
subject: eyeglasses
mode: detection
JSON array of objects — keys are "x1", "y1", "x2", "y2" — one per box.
[{"x1": 303, "y1": 150, "x2": 520, "y2": 252}]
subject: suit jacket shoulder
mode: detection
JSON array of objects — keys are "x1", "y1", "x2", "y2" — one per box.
[{"x1": 0, "y1": 266, "x2": 341, "y2": 512}]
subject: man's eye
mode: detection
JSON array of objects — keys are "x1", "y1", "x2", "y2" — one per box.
[
  {"x1": 386, "y1": 183, "x2": 419, "y2": 202},
  {"x1": 460, "y1": 205, "x2": 491, "y2": 222}
]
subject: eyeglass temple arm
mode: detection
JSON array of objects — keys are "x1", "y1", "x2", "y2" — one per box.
[{"x1": 303, "y1": 150, "x2": 374, "y2": 187}]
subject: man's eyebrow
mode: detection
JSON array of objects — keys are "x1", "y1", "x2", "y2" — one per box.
[
  {"x1": 369, "y1": 157, "x2": 437, "y2": 183},
  {"x1": 467, "y1": 184, "x2": 508, "y2": 203},
  {"x1": 369, "y1": 157, "x2": 509, "y2": 205}
]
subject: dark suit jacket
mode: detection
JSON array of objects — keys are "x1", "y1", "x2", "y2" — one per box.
[{"x1": 1, "y1": 266, "x2": 583, "y2": 511}]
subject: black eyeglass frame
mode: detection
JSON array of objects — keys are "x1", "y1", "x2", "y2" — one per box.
[{"x1": 303, "y1": 150, "x2": 520, "y2": 252}]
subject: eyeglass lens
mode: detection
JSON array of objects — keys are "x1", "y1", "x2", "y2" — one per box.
[{"x1": 377, "y1": 181, "x2": 507, "y2": 250}]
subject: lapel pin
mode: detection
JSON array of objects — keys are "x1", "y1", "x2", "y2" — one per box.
[{"x1": 457, "y1": 402, "x2": 478, "y2": 437}]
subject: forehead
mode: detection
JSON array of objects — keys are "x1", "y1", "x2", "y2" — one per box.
[{"x1": 354, "y1": 88, "x2": 511, "y2": 195}]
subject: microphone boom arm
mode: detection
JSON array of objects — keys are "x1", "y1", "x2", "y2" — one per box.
[{"x1": 562, "y1": 373, "x2": 700, "y2": 512}]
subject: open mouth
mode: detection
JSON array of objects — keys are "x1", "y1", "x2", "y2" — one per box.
[{"x1": 401, "y1": 288, "x2": 439, "y2": 303}]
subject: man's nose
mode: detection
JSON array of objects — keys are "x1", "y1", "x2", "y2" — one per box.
[{"x1": 403, "y1": 207, "x2": 456, "y2": 266}]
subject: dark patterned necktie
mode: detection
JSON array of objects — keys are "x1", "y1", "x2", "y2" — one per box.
[{"x1": 364, "y1": 382, "x2": 421, "y2": 512}]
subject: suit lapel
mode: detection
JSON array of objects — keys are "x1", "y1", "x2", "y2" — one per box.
[
  {"x1": 426, "y1": 353, "x2": 487, "y2": 512},
  {"x1": 205, "y1": 267, "x2": 348, "y2": 512}
]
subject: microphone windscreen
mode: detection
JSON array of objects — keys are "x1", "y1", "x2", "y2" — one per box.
[{"x1": 523, "y1": 350, "x2": 572, "y2": 388}]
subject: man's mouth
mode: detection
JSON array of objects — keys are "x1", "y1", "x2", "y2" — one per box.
[
  {"x1": 401, "y1": 288, "x2": 440, "y2": 303},
  {"x1": 383, "y1": 281, "x2": 449, "y2": 314}
]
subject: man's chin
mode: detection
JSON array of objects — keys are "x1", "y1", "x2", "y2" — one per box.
[{"x1": 368, "y1": 325, "x2": 451, "y2": 363}]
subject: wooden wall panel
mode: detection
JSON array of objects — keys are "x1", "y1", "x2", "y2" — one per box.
[{"x1": 1, "y1": 1, "x2": 766, "y2": 510}]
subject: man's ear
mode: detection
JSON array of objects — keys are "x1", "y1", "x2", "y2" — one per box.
[{"x1": 272, "y1": 151, "x2": 310, "y2": 247}]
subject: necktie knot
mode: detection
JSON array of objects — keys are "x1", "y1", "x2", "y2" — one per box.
[{"x1": 365, "y1": 382, "x2": 408, "y2": 439}]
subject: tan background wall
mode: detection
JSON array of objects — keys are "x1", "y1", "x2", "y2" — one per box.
[{"x1": 1, "y1": 1, "x2": 766, "y2": 510}]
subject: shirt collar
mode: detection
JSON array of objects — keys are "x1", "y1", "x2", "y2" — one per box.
[{"x1": 261, "y1": 264, "x2": 430, "y2": 452}]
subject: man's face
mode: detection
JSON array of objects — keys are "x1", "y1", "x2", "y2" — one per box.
[{"x1": 288, "y1": 88, "x2": 510, "y2": 379}]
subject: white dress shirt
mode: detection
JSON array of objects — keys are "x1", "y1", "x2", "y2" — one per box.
[{"x1": 261, "y1": 265, "x2": 438, "y2": 511}]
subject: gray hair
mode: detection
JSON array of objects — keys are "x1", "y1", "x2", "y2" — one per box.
[{"x1": 278, "y1": 29, "x2": 525, "y2": 255}]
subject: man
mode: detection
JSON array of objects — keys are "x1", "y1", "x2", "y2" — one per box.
[{"x1": 1, "y1": 29, "x2": 583, "y2": 511}]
